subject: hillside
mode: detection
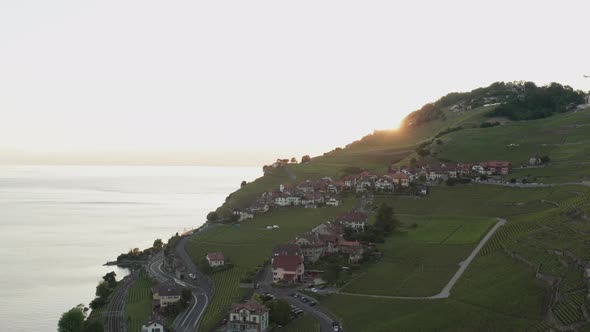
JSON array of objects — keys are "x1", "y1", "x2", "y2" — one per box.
[{"x1": 192, "y1": 83, "x2": 590, "y2": 332}]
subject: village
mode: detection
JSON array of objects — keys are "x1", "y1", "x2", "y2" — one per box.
[{"x1": 151, "y1": 158, "x2": 516, "y2": 332}]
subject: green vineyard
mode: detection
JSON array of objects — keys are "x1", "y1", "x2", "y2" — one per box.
[
  {"x1": 198, "y1": 267, "x2": 249, "y2": 332},
  {"x1": 125, "y1": 272, "x2": 155, "y2": 332}
]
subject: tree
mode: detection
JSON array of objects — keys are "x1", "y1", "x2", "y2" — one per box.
[
  {"x1": 266, "y1": 299, "x2": 291, "y2": 325},
  {"x1": 374, "y1": 203, "x2": 400, "y2": 235},
  {"x1": 251, "y1": 293, "x2": 264, "y2": 304},
  {"x1": 82, "y1": 320, "x2": 104, "y2": 332},
  {"x1": 58, "y1": 305, "x2": 86, "y2": 332},
  {"x1": 301, "y1": 155, "x2": 311, "y2": 163},
  {"x1": 290, "y1": 157, "x2": 297, "y2": 163},
  {"x1": 206, "y1": 211, "x2": 219, "y2": 222},
  {"x1": 102, "y1": 272, "x2": 117, "y2": 288},
  {"x1": 95, "y1": 281, "x2": 111, "y2": 298},
  {"x1": 240, "y1": 180, "x2": 247, "y2": 187},
  {"x1": 153, "y1": 238, "x2": 164, "y2": 250},
  {"x1": 540, "y1": 155, "x2": 551, "y2": 163},
  {"x1": 179, "y1": 288, "x2": 192, "y2": 308}
]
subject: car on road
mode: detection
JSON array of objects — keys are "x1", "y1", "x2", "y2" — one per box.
[
  {"x1": 189, "y1": 273, "x2": 196, "y2": 280},
  {"x1": 309, "y1": 301, "x2": 317, "y2": 306},
  {"x1": 289, "y1": 292, "x2": 297, "y2": 297},
  {"x1": 301, "y1": 297, "x2": 309, "y2": 303},
  {"x1": 332, "y1": 322, "x2": 341, "y2": 331}
]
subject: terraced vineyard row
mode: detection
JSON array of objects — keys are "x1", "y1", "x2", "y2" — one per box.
[
  {"x1": 199, "y1": 268, "x2": 248, "y2": 332},
  {"x1": 480, "y1": 193, "x2": 590, "y2": 257},
  {"x1": 125, "y1": 272, "x2": 154, "y2": 332},
  {"x1": 552, "y1": 301, "x2": 583, "y2": 325}
]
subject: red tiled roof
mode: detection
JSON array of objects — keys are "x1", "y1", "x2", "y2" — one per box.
[
  {"x1": 207, "y1": 252, "x2": 225, "y2": 261},
  {"x1": 391, "y1": 171, "x2": 409, "y2": 180},
  {"x1": 230, "y1": 300, "x2": 269, "y2": 314},
  {"x1": 272, "y1": 255, "x2": 302, "y2": 272},
  {"x1": 336, "y1": 211, "x2": 368, "y2": 222}
]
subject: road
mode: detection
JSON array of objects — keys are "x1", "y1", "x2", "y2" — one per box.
[
  {"x1": 337, "y1": 217, "x2": 507, "y2": 300},
  {"x1": 103, "y1": 274, "x2": 136, "y2": 332},
  {"x1": 146, "y1": 237, "x2": 211, "y2": 332},
  {"x1": 258, "y1": 267, "x2": 338, "y2": 332}
]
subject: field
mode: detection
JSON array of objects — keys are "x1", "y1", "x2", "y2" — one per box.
[
  {"x1": 374, "y1": 184, "x2": 577, "y2": 218},
  {"x1": 342, "y1": 215, "x2": 494, "y2": 297},
  {"x1": 436, "y1": 110, "x2": 590, "y2": 182},
  {"x1": 124, "y1": 272, "x2": 155, "y2": 332},
  {"x1": 198, "y1": 267, "x2": 249, "y2": 332},
  {"x1": 282, "y1": 314, "x2": 320, "y2": 332},
  {"x1": 324, "y1": 252, "x2": 548, "y2": 331}
]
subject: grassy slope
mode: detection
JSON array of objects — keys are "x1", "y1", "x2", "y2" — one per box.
[
  {"x1": 196, "y1": 107, "x2": 590, "y2": 331},
  {"x1": 324, "y1": 252, "x2": 548, "y2": 332},
  {"x1": 124, "y1": 272, "x2": 154, "y2": 332},
  {"x1": 436, "y1": 108, "x2": 590, "y2": 182}
]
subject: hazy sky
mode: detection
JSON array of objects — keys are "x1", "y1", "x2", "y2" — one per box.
[{"x1": 1, "y1": 1, "x2": 589, "y2": 166}]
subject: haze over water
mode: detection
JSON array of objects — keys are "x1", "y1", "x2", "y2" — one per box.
[{"x1": 0, "y1": 165, "x2": 260, "y2": 331}]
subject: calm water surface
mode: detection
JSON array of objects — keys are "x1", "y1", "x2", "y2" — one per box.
[{"x1": 0, "y1": 165, "x2": 260, "y2": 331}]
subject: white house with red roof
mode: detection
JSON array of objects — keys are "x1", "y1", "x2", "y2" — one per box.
[
  {"x1": 228, "y1": 300, "x2": 270, "y2": 332},
  {"x1": 206, "y1": 252, "x2": 225, "y2": 267},
  {"x1": 391, "y1": 171, "x2": 410, "y2": 187},
  {"x1": 336, "y1": 211, "x2": 368, "y2": 231},
  {"x1": 272, "y1": 254, "x2": 304, "y2": 283}
]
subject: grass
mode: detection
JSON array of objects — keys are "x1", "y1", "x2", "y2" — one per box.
[
  {"x1": 436, "y1": 110, "x2": 590, "y2": 180},
  {"x1": 324, "y1": 252, "x2": 547, "y2": 331},
  {"x1": 124, "y1": 272, "x2": 155, "y2": 332},
  {"x1": 199, "y1": 268, "x2": 249, "y2": 332},
  {"x1": 281, "y1": 314, "x2": 320, "y2": 332},
  {"x1": 341, "y1": 215, "x2": 494, "y2": 297}
]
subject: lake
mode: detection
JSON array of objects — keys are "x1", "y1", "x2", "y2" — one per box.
[{"x1": 0, "y1": 165, "x2": 260, "y2": 331}]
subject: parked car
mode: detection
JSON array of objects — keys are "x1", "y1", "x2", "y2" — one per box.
[
  {"x1": 309, "y1": 301, "x2": 317, "y2": 306},
  {"x1": 301, "y1": 297, "x2": 309, "y2": 303},
  {"x1": 332, "y1": 322, "x2": 340, "y2": 331}
]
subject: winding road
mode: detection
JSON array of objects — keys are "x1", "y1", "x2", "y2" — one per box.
[{"x1": 146, "y1": 236, "x2": 211, "y2": 332}]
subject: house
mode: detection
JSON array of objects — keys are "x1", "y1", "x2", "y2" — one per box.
[
  {"x1": 272, "y1": 243, "x2": 302, "y2": 258},
  {"x1": 249, "y1": 203, "x2": 269, "y2": 214},
  {"x1": 471, "y1": 164, "x2": 486, "y2": 174},
  {"x1": 295, "y1": 234, "x2": 325, "y2": 262},
  {"x1": 311, "y1": 221, "x2": 345, "y2": 237},
  {"x1": 297, "y1": 181, "x2": 315, "y2": 193},
  {"x1": 233, "y1": 209, "x2": 254, "y2": 222},
  {"x1": 325, "y1": 197, "x2": 340, "y2": 206},
  {"x1": 206, "y1": 252, "x2": 225, "y2": 267},
  {"x1": 336, "y1": 211, "x2": 368, "y2": 232},
  {"x1": 374, "y1": 178, "x2": 394, "y2": 191},
  {"x1": 426, "y1": 165, "x2": 447, "y2": 181},
  {"x1": 228, "y1": 300, "x2": 270, "y2": 332},
  {"x1": 272, "y1": 254, "x2": 305, "y2": 283},
  {"x1": 391, "y1": 171, "x2": 410, "y2": 187},
  {"x1": 141, "y1": 315, "x2": 165, "y2": 332},
  {"x1": 528, "y1": 157, "x2": 541, "y2": 166},
  {"x1": 339, "y1": 240, "x2": 364, "y2": 263},
  {"x1": 343, "y1": 175, "x2": 357, "y2": 189},
  {"x1": 151, "y1": 281, "x2": 182, "y2": 308},
  {"x1": 355, "y1": 177, "x2": 372, "y2": 193},
  {"x1": 483, "y1": 161, "x2": 511, "y2": 174},
  {"x1": 417, "y1": 186, "x2": 429, "y2": 195}
]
